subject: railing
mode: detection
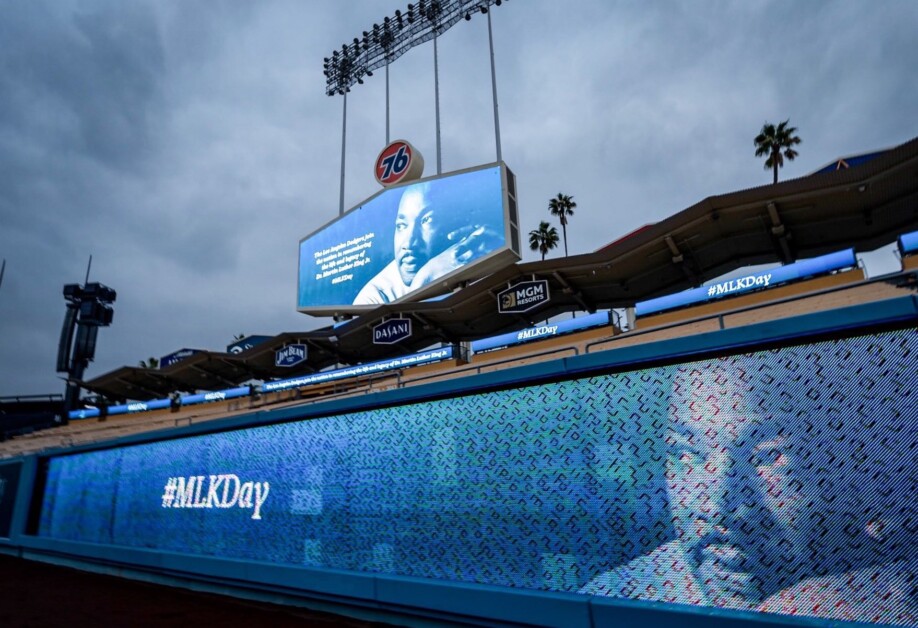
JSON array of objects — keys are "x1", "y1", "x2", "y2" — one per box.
[
  {"x1": 6, "y1": 269, "x2": 913, "y2": 457},
  {"x1": 585, "y1": 268, "x2": 916, "y2": 354},
  {"x1": 0, "y1": 394, "x2": 63, "y2": 404},
  {"x1": 402, "y1": 345, "x2": 581, "y2": 387}
]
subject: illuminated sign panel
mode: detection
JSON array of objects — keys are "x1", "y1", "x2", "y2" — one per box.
[
  {"x1": 69, "y1": 399, "x2": 171, "y2": 420},
  {"x1": 899, "y1": 229, "x2": 918, "y2": 256},
  {"x1": 275, "y1": 344, "x2": 307, "y2": 367},
  {"x1": 635, "y1": 249, "x2": 857, "y2": 316},
  {"x1": 497, "y1": 279, "x2": 549, "y2": 314},
  {"x1": 227, "y1": 336, "x2": 272, "y2": 355},
  {"x1": 68, "y1": 386, "x2": 251, "y2": 420},
  {"x1": 375, "y1": 140, "x2": 424, "y2": 187},
  {"x1": 373, "y1": 318, "x2": 412, "y2": 345},
  {"x1": 180, "y1": 386, "x2": 250, "y2": 407},
  {"x1": 38, "y1": 327, "x2": 918, "y2": 626},
  {"x1": 159, "y1": 348, "x2": 201, "y2": 368},
  {"x1": 262, "y1": 346, "x2": 453, "y2": 393},
  {"x1": 471, "y1": 311, "x2": 609, "y2": 354},
  {"x1": 297, "y1": 163, "x2": 519, "y2": 314}
]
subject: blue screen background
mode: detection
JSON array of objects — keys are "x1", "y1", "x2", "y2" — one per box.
[
  {"x1": 297, "y1": 165, "x2": 507, "y2": 309},
  {"x1": 38, "y1": 328, "x2": 918, "y2": 625}
]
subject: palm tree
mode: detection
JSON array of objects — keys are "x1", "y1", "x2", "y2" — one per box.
[
  {"x1": 529, "y1": 221, "x2": 559, "y2": 261},
  {"x1": 548, "y1": 193, "x2": 576, "y2": 256},
  {"x1": 754, "y1": 120, "x2": 802, "y2": 184}
]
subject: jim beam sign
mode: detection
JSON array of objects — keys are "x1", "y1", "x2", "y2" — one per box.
[
  {"x1": 498, "y1": 280, "x2": 550, "y2": 314},
  {"x1": 275, "y1": 344, "x2": 307, "y2": 367},
  {"x1": 373, "y1": 318, "x2": 412, "y2": 345}
]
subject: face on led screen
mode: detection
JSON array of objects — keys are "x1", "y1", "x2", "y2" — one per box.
[
  {"x1": 297, "y1": 165, "x2": 507, "y2": 309},
  {"x1": 38, "y1": 329, "x2": 918, "y2": 626},
  {"x1": 663, "y1": 366, "x2": 854, "y2": 608}
]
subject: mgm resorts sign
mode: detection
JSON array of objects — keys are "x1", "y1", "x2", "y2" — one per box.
[
  {"x1": 373, "y1": 318, "x2": 412, "y2": 345},
  {"x1": 498, "y1": 280, "x2": 550, "y2": 314}
]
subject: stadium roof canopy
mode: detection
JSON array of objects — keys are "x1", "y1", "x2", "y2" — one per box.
[{"x1": 84, "y1": 135, "x2": 918, "y2": 401}]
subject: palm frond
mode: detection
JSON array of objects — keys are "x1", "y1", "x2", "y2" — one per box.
[{"x1": 754, "y1": 120, "x2": 802, "y2": 183}]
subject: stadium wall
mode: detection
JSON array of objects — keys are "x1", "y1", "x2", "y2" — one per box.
[{"x1": 1, "y1": 295, "x2": 917, "y2": 628}]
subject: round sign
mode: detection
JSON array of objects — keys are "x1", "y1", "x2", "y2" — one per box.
[{"x1": 374, "y1": 140, "x2": 424, "y2": 187}]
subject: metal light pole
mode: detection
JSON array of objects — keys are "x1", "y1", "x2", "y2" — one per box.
[
  {"x1": 433, "y1": 30, "x2": 442, "y2": 174},
  {"x1": 322, "y1": 1, "x2": 508, "y2": 194},
  {"x1": 339, "y1": 90, "x2": 347, "y2": 216},
  {"x1": 385, "y1": 58, "x2": 390, "y2": 144},
  {"x1": 486, "y1": 7, "x2": 502, "y2": 163},
  {"x1": 57, "y1": 279, "x2": 116, "y2": 422}
]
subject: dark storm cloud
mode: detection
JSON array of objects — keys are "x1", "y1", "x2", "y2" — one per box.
[
  {"x1": 1, "y1": 0, "x2": 916, "y2": 397},
  {"x1": 0, "y1": 0, "x2": 349, "y2": 396},
  {"x1": 0, "y1": 1, "x2": 170, "y2": 395},
  {"x1": 0, "y1": 2, "x2": 165, "y2": 172}
]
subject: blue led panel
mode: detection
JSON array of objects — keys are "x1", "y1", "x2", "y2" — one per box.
[
  {"x1": 471, "y1": 312, "x2": 610, "y2": 354},
  {"x1": 297, "y1": 164, "x2": 516, "y2": 313},
  {"x1": 180, "y1": 386, "x2": 250, "y2": 407},
  {"x1": 68, "y1": 385, "x2": 252, "y2": 421},
  {"x1": 39, "y1": 328, "x2": 918, "y2": 626},
  {"x1": 262, "y1": 346, "x2": 453, "y2": 393},
  {"x1": 635, "y1": 249, "x2": 857, "y2": 316},
  {"x1": 899, "y1": 230, "x2": 918, "y2": 256}
]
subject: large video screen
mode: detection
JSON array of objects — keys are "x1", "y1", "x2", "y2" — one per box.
[
  {"x1": 297, "y1": 164, "x2": 517, "y2": 313},
  {"x1": 37, "y1": 327, "x2": 918, "y2": 626}
]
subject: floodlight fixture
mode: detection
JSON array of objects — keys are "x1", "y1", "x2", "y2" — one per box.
[
  {"x1": 57, "y1": 277, "x2": 117, "y2": 421},
  {"x1": 325, "y1": 0, "x2": 506, "y2": 215},
  {"x1": 63, "y1": 283, "x2": 83, "y2": 302},
  {"x1": 322, "y1": 0, "x2": 504, "y2": 96}
]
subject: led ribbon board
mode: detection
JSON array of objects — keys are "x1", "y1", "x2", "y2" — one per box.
[
  {"x1": 297, "y1": 163, "x2": 519, "y2": 314},
  {"x1": 180, "y1": 386, "x2": 251, "y2": 407},
  {"x1": 68, "y1": 386, "x2": 251, "y2": 420},
  {"x1": 38, "y1": 327, "x2": 918, "y2": 626},
  {"x1": 635, "y1": 248, "x2": 857, "y2": 317},
  {"x1": 471, "y1": 311, "x2": 610, "y2": 354},
  {"x1": 262, "y1": 346, "x2": 453, "y2": 393}
]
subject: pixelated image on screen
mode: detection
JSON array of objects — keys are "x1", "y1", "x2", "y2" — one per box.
[{"x1": 38, "y1": 328, "x2": 918, "y2": 626}]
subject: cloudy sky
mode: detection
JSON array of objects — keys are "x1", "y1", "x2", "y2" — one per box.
[{"x1": 1, "y1": 0, "x2": 916, "y2": 397}]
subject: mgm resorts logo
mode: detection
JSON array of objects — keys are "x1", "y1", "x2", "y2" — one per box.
[{"x1": 498, "y1": 280, "x2": 550, "y2": 314}]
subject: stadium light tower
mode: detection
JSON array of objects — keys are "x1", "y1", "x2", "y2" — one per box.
[
  {"x1": 323, "y1": 0, "x2": 507, "y2": 213},
  {"x1": 57, "y1": 277, "x2": 116, "y2": 423}
]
